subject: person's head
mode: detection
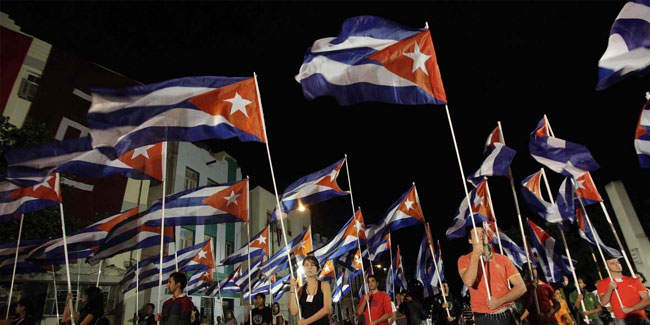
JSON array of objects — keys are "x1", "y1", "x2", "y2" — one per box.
[
  {"x1": 272, "y1": 302, "x2": 280, "y2": 314},
  {"x1": 441, "y1": 282, "x2": 449, "y2": 295},
  {"x1": 345, "y1": 308, "x2": 350, "y2": 317},
  {"x1": 606, "y1": 258, "x2": 623, "y2": 273},
  {"x1": 553, "y1": 289, "x2": 562, "y2": 300},
  {"x1": 302, "y1": 255, "x2": 320, "y2": 278},
  {"x1": 202, "y1": 316, "x2": 208, "y2": 323},
  {"x1": 577, "y1": 278, "x2": 586, "y2": 290},
  {"x1": 636, "y1": 272, "x2": 646, "y2": 283},
  {"x1": 466, "y1": 226, "x2": 486, "y2": 245},
  {"x1": 84, "y1": 286, "x2": 104, "y2": 314},
  {"x1": 145, "y1": 303, "x2": 155, "y2": 315},
  {"x1": 254, "y1": 293, "x2": 266, "y2": 307},
  {"x1": 217, "y1": 316, "x2": 222, "y2": 322},
  {"x1": 168, "y1": 272, "x2": 188, "y2": 293},
  {"x1": 226, "y1": 310, "x2": 234, "y2": 320},
  {"x1": 367, "y1": 274, "x2": 379, "y2": 291},
  {"x1": 15, "y1": 298, "x2": 31, "y2": 316}
]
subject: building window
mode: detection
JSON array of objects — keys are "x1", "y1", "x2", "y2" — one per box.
[
  {"x1": 17, "y1": 72, "x2": 40, "y2": 102},
  {"x1": 201, "y1": 297, "x2": 214, "y2": 322},
  {"x1": 207, "y1": 178, "x2": 217, "y2": 186},
  {"x1": 180, "y1": 227, "x2": 195, "y2": 249},
  {"x1": 43, "y1": 283, "x2": 118, "y2": 316},
  {"x1": 185, "y1": 167, "x2": 199, "y2": 190},
  {"x1": 225, "y1": 240, "x2": 233, "y2": 257}
]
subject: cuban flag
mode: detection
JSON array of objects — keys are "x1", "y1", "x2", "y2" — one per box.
[
  {"x1": 205, "y1": 265, "x2": 242, "y2": 296},
  {"x1": 468, "y1": 127, "x2": 517, "y2": 187},
  {"x1": 4, "y1": 137, "x2": 163, "y2": 186},
  {"x1": 527, "y1": 219, "x2": 567, "y2": 284},
  {"x1": 87, "y1": 221, "x2": 174, "y2": 265},
  {"x1": 520, "y1": 171, "x2": 562, "y2": 223},
  {"x1": 0, "y1": 239, "x2": 47, "y2": 275},
  {"x1": 415, "y1": 236, "x2": 435, "y2": 298},
  {"x1": 318, "y1": 259, "x2": 336, "y2": 281},
  {"x1": 596, "y1": 1, "x2": 650, "y2": 90},
  {"x1": 556, "y1": 178, "x2": 576, "y2": 223},
  {"x1": 271, "y1": 158, "x2": 348, "y2": 221},
  {"x1": 492, "y1": 231, "x2": 528, "y2": 269},
  {"x1": 0, "y1": 174, "x2": 61, "y2": 223},
  {"x1": 333, "y1": 271, "x2": 350, "y2": 303},
  {"x1": 235, "y1": 256, "x2": 265, "y2": 291},
  {"x1": 635, "y1": 97, "x2": 650, "y2": 168},
  {"x1": 574, "y1": 172, "x2": 603, "y2": 206},
  {"x1": 367, "y1": 185, "x2": 424, "y2": 243},
  {"x1": 529, "y1": 117, "x2": 600, "y2": 177},
  {"x1": 363, "y1": 233, "x2": 390, "y2": 262},
  {"x1": 260, "y1": 227, "x2": 311, "y2": 277},
  {"x1": 243, "y1": 276, "x2": 272, "y2": 300},
  {"x1": 296, "y1": 16, "x2": 447, "y2": 106},
  {"x1": 337, "y1": 249, "x2": 364, "y2": 282},
  {"x1": 312, "y1": 209, "x2": 365, "y2": 262},
  {"x1": 428, "y1": 240, "x2": 445, "y2": 292},
  {"x1": 88, "y1": 76, "x2": 266, "y2": 157},
  {"x1": 121, "y1": 241, "x2": 211, "y2": 293},
  {"x1": 445, "y1": 179, "x2": 493, "y2": 239},
  {"x1": 27, "y1": 207, "x2": 139, "y2": 261},
  {"x1": 220, "y1": 226, "x2": 269, "y2": 265},
  {"x1": 272, "y1": 274, "x2": 291, "y2": 303},
  {"x1": 394, "y1": 246, "x2": 408, "y2": 293},
  {"x1": 576, "y1": 208, "x2": 622, "y2": 258},
  {"x1": 187, "y1": 266, "x2": 214, "y2": 295}
]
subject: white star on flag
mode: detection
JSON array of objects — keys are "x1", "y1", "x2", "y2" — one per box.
[
  {"x1": 354, "y1": 220, "x2": 363, "y2": 233},
  {"x1": 327, "y1": 169, "x2": 338, "y2": 182},
  {"x1": 323, "y1": 265, "x2": 330, "y2": 273},
  {"x1": 33, "y1": 175, "x2": 54, "y2": 191},
  {"x1": 403, "y1": 43, "x2": 431, "y2": 75},
  {"x1": 223, "y1": 191, "x2": 240, "y2": 206},
  {"x1": 224, "y1": 92, "x2": 252, "y2": 117},
  {"x1": 403, "y1": 199, "x2": 414, "y2": 211},
  {"x1": 198, "y1": 250, "x2": 207, "y2": 259},
  {"x1": 256, "y1": 235, "x2": 267, "y2": 245},
  {"x1": 473, "y1": 194, "x2": 484, "y2": 208},
  {"x1": 575, "y1": 179, "x2": 585, "y2": 190},
  {"x1": 131, "y1": 145, "x2": 155, "y2": 159}
]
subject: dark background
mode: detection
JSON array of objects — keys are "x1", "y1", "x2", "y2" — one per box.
[{"x1": 2, "y1": 1, "x2": 649, "y2": 294}]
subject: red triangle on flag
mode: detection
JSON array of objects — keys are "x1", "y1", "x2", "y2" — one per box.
[
  {"x1": 187, "y1": 78, "x2": 266, "y2": 142},
  {"x1": 249, "y1": 226, "x2": 270, "y2": 255},
  {"x1": 192, "y1": 241, "x2": 215, "y2": 268},
  {"x1": 202, "y1": 179, "x2": 248, "y2": 222},
  {"x1": 314, "y1": 160, "x2": 345, "y2": 191},
  {"x1": 9, "y1": 174, "x2": 61, "y2": 202},
  {"x1": 397, "y1": 186, "x2": 424, "y2": 223},
  {"x1": 368, "y1": 30, "x2": 446, "y2": 103},
  {"x1": 95, "y1": 207, "x2": 139, "y2": 232},
  {"x1": 118, "y1": 143, "x2": 163, "y2": 181}
]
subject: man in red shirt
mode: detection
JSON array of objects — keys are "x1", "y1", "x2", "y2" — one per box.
[
  {"x1": 458, "y1": 226, "x2": 527, "y2": 324},
  {"x1": 356, "y1": 274, "x2": 392, "y2": 325},
  {"x1": 597, "y1": 258, "x2": 650, "y2": 325},
  {"x1": 155, "y1": 272, "x2": 194, "y2": 325}
]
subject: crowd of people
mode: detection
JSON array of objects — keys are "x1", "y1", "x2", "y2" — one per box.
[{"x1": 4, "y1": 227, "x2": 649, "y2": 325}]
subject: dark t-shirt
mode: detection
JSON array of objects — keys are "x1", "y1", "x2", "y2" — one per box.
[{"x1": 250, "y1": 306, "x2": 272, "y2": 325}]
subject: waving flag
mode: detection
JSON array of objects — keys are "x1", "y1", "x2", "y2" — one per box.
[
  {"x1": 272, "y1": 274, "x2": 291, "y2": 303},
  {"x1": 635, "y1": 97, "x2": 650, "y2": 168},
  {"x1": 429, "y1": 240, "x2": 445, "y2": 293},
  {"x1": 235, "y1": 256, "x2": 265, "y2": 291},
  {"x1": 394, "y1": 246, "x2": 408, "y2": 294},
  {"x1": 520, "y1": 171, "x2": 561, "y2": 223},
  {"x1": 4, "y1": 137, "x2": 163, "y2": 186},
  {"x1": 318, "y1": 259, "x2": 336, "y2": 281},
  {"x1": 88, "y1": 76, "x2": 266, "y2": 157},
  {"x1": 27, "y1": 207, "x2": 139, "y2": 261},
  {"x1": 187, "y1": 266, "x2": 214, "y2": 295},
  {"x1": 0, "y1": 174, "x2": 61, "y2": 223},
  {"x1": 527, "y1": 219, "x2": 567, "y2": 284},
  {"x1": 337, "y1": 249, "x2": 363, "y2": 282},
  {"x1": 333, "y1": 272, "x2": 350, "y2": 303},
  {"x1": 313, "y1": 209, "x2": 365, "y2": 262},
  {"x1": 363, "y1": 232, "x2": 390, "y2": 262},
  {"x1": 492, "y1": 231, "x2": 528, "y2": 269},
  {"x1": 596, "y1": 1, "x2": 650, "y2": 90},
  {"x1": 205, "y1": 265, "x2": 242, "y2": 296},
  {"x1": 468, "y1": 127, "x2": 516, "y2": 186},
  {"x1": 574, "y1": 172, "x2": 603, "y2": 206},
  {"x1": 367, "y1": 185, "x2": 424, "y2": 245},
  {"x1": 260, "y1": 227, "x2": 311, "y2": 276},
  {"x1": 0, "y1": 239, "x2": 47, "y2": 275},
  {"x1": 88, "y1": 222, "x2": 174, "y2": 265},
  {"x1": 272, "y1": 158, "x2": 348, "y2": 221},
  {"x1": 220, "y1": 226, "x2": 269, "y2": 265},
  {"x1": 555, "y1": 178, "x2": 576, "y2": 223},
  {"x1": 529, "y1": 118, "x2": 599, "y2": 177},
  {"x1": 576, "y1": 208, "x2": 622, "y2": 258},
  {"x1": 296, "y1": 16, "x2": 446, "y2": 106},
  {"x1": 415, "y1": 235, "x2": 435, "y2": 297},
  {"x1": 445, "y1": 179, "x2": 493, "y2": 239}
]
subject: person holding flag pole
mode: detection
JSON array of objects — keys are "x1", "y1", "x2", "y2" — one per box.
[
  {"x1": 387, "y1": 233, "x2": 396, "y2": 305},
  {"x1": 423, "y1": 222, "x2": 452, "y2": 320},
  {"x1": 496, "y1": 121, "x2": 541, "y2": 316},
  {"x1": 482, "y1": 178, "x2": 505, "y2": 257}
]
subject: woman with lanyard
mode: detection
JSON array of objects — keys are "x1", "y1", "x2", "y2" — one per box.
[
  {"x1": 289, "y1": 256, "x2": 332, "y2": 325},
  {"x1": 9, "y1": 298, "x2": 35, "y2": 325}
]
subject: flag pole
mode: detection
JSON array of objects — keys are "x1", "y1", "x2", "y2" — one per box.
[
  {"x1": 52, "y1": 265, "x2": 60, "y2": 320},
  {"x1": 343, "y1": 155, "x2": 374, "y2": 273},
  {"x1": 573, "y1": 179, "x2": 625, "y2": 310},
  {"x1": 353, "y1": 207, "x2": 373, "y2": 325},
  {"x1": 253, "y1": 72, "x2": 302, "y2": 319},
  {"x1": 74, "y1": 259, "x2": 81, "y2": 311},
  {"x1": 590, "y1": 247, "x2": 604, "y2": 280},
  {"x1": 156, "y1": 141, "x2": 168, "y2": 325},
  {"x1": 483, "y1": 178, "x2": 505, "y2": 256},
  {"x1": 443, "y1": 105, "x2": 491, "y2": 299},
  {"x1": 539, "y1": 168, "x2": 590, "y2": 323},
  {"x1": 423, "y1": 222, "x2": 451, "y2": 319},
  {"x1": 96, "y1": 260, "x2": 103, "y2": 287},
  {"x1": 246, "y1": 220, "x2": 253, "y2": 325},
  {"x1": 56, "y1": 173, "x2": 76, "y2": 325},
  {"x1": 597, "y1": 201, "x2": 636, "y2": 277},
  {"x1": 332, "y1": 262, "x2": 345, "y2": 323},
  {"x1": 497, "y1": 121, "x2": 540, "y2": 314},
  {"x1": 5, "y1": 214, "x2": 24, "y2": 319},
  {"x1": 388, "y1": 233, "x2": 396, "y2": 305},
  {"x1": 135, "y1": 257, "x2": 140, "y2": 320}
]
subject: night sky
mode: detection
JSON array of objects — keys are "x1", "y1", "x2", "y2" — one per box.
[{"x1": 3, "y1": 1, "x2": 649, "y2": 294}]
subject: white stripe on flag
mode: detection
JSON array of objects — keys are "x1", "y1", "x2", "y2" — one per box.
[
  {"x1": 310, "y1": 36, "x2": 398, "y2": 53},
  {"x1": 295, "y1": 56, "x2": 418, "y2": 87},
  {"x1": 90, "y1": 86, "x2": 216, "y2": 114}
]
